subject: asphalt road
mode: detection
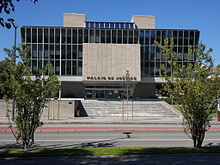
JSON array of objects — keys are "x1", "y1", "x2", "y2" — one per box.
[
  {"x1": 1, "y1": 155, "x2": 220, "y2": 165},
  {"x1": 1, "y1": 131, "x2": 220, "y2": 149}
]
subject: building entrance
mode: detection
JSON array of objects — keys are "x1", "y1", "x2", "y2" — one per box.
[{"x1": 85, "y1": 85, "x2": 124, "y2": 99}]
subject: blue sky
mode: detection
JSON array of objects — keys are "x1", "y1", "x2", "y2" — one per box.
[{"x1": 0, "y1": 0, "x2": 219, "y2": 65}]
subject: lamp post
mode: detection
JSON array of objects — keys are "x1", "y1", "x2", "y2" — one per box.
[{"x1": 8, "y1": 18, "x2": 18, "y2": 121}]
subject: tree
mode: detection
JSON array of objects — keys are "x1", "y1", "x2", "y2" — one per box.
[
  {"x1": 155, "y1": 38, "x2": 220, "y2": 148},
  {"x1": 0, "y1": 0, "x2": 38, "y2": 28},
  {"x1": 0, "y1": 45, "x2": 60, "y2": 150},
  {"x1": 121, "y1": 70, "x2": 136, "y2": 120}
]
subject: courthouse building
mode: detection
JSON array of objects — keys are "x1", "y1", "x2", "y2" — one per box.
[{"x1": 20, "y1": 14, "x2": 200, "y2": 99}]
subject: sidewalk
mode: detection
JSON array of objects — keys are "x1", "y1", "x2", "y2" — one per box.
[{"x1": 1, "y1": 117, "x2": 220, "y2": 132}]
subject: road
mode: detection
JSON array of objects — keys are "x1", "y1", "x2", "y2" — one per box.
[
  {"x1": 1, "y1": 131, "x2": 220, "y2": 149},
  {"x1": 1, "y1": 155, "x2": 220, "y2": 165}
]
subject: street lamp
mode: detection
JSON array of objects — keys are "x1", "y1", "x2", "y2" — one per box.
[
  {"x1": 8, "y1": 18, "x2": 18, "y2": 49},
  {"x1": 8, "y1": 18, "x2": 18, "y2": 121}
]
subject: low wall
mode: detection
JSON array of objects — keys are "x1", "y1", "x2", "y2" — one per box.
[{"x1": 0, "y1": 99, "x2": 77, "y2": 120}]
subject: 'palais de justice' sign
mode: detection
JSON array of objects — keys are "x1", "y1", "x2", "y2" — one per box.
[{"x1": 86, "y1": 76, "x2": 137, "y2": 81}]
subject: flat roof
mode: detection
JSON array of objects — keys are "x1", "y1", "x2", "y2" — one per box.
[{"x1": 20, "y1": 26, "x2": 199, "y2": 31}]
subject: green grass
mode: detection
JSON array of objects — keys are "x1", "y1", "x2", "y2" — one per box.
[
  {"x1": 172, "y1": 105, "x2": 217, "y2": 118},
  {"x1": 1, "y1": 147, "x2": 220, "y2": 158}
]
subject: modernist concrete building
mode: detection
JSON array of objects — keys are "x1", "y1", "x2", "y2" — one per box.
[{"x1": 20, "y1": 14, "x2": 200, "y2": 99}]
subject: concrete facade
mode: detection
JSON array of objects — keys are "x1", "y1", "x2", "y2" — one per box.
[
  {"x1": 63, "y1": 13, "x2": 86, "y2": 27},
  {"x1": 131, "y1": 15, "x2": 155, "y2": 29},
  {"x1": 83, "y1": 43, "x2": 141, "y2": 82}
]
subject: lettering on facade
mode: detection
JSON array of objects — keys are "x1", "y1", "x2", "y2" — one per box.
[{"x1": 86, "y1": 76, "x2": 137, "y2": 81}]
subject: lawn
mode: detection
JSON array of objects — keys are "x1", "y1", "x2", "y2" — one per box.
[
  {"x1": 172, "y1": 105, "x2": 217, "y2": 118},
  {"x1": 1, "y1": 147, "x2": 220, "y2": 158}
]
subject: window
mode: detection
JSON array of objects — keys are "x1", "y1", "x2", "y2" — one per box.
[
  {"x1": 67, "y1": 61, "x2": 71, "y2": 75},
  {"x1": 84, "y1": 29, "x2": 88, "y2": 43},
  {"x1": 38, "y1": 44, "x2": 43, "y2": 59},
  {"x1": 78, "y1": 45, "x2": 82, "y2": 59},
  {"x1": 61, "y1": 29, "x2": 66, "y2": 43},
  {"x1": 32, "y1": 60, "x2": 37, "y2": 72},
  {"x1": 95, "y1": 30, "x2": 100, "y2": 43},
  {"x1": 139, "y1": 30, "x2": 144, "y2": 44},
  {"x1": 67, "y1": 45, "x2": 71, "y2": 59},
  {"x1": 106, "y1": 30, "x2": 111, "y2": 43},
  {"x1": 32, "y1": 44, "x2": 37, "y2": 59},
  {"x1": 26, "y1": 28, "x2": 31, "y2": 43},
  {"x1": 61, "y1": 45, "x2": 66, "y2": 59},
  {"x1": 105, "y1": 23, "x2": 110, "y2": 28},
  {"x1": 184, "y1": 31, "x2": 189, "y2": 45},
  {"x1": 78, "y1": 61, "x2": 82, "y2": 75},
  {"x1": 112, "y1": 30, "x2": 116, "y2": 43},
  {"x1": 125, "y1": 23, "x2": 129, "y2": 29},
  {"x1": 90, "y1": 29, "x2": 95, "y2": 43},
  {"x1": 55, "y1": 29, "x2": 60, "y2": 43},
  {"x1": 95, "y1": 22, "x2": 99, "y2": 28},
  {"x1": 123, "y1": 30, "x2": 128, "y2": 44},
  {"x1": 61, "y1": 61, "x2": 65, "y2": 75},
  {"x1": 49, "y1": 45, "x2": 54, "y2": 59},
  {"x1": 134, "y1": 30, "x2": 138, "y2": 44},
  {"x1": 110, "y1": 23, "x2": 114, "y2": 28},
  {"x1": 44, "y1": 29, "x2": 49, "y2": 43},
  {"x1": 55, "y1": 45, "x2": 60, "y2": 59},
  {"x1": 21, "y1": 28, "x2": 25, "y2": 43},
  {"x1": 189, "y1": 31, "x2": 194, "y2": 46},
  {"x1": 72, "y1": 29, "x2": 77, "y2": 43},
  {"x1": 115, "y1": 23, "x2": 119, "y2": 29},
  {"x1": 117, "y1": 30, "x2": 122, "y2": 43},
  {"x1": 32, "y1": 28, "x2": 37, "y2": 43},
  {"x1": 178, "y1": 31, "x2": 183, "y2": 45},
  {"x1": 78, "y1": 29, "x2": 83, "y2": 43},
  {"x1": 72, "y1": 45, "x2": 77, "y2": 59},
  {"x1": 145, "y1": 31, "x2": 150, "y2": 45},
  {"x1": 101, "y1": 30, "x2": 106, "y2": 43},
  {"x1": 72, "y1": 60, "x2": 77, "y2": 75},
  {"x1": 50, "y1": 29, "x2": 54, "y2": 43},
  {"x1": 145, "y1": 46, "x2": 150, "y2": 61},
  {"x1": 55, "y1": 60, "x2": 60, "y2": 75},
  {"x1": 90, "y1": 22, "x2": 94, "y2": 28},
  {"x1": 38, "y1": 29, "x2": 43, "y2": 43},
  {"x1": 128, "y1": 30, "x2": 133, "y2": 44},
  {"x1": 44, "y1": 44, "x2": 49, "y2": 59},
  {"x1": 150, "y1": 31, "x2": 156, "y2": 45},
  {"x1": 100, "y1": 22, "x2": 104, "y2": 28}
]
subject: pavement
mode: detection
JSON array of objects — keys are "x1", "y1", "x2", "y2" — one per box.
[{"x1": 1, "y1": 117, "x2": 220, "y2": 132}]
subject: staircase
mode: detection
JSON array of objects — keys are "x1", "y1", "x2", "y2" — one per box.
[{"x1": 79, "y1": 99, "x2": 182, "y2": 120}]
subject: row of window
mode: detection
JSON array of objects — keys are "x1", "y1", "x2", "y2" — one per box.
[
  {"x1": 86, "y1": 22, "x2": 136, "y2": 29},
  {"x1": 141, "y1": 62, "x2": 193, "y2": 77},
  {"x1": 32, "y1": 60, "x2": 82, "y2": 76},
  {"x1": 21, "y1": 28, "x2": 199, "y2": 46},
  {"x1": 30, "y1": 44, "x2": 83, "y2": 60},
  {"x1": 28, "y1": 43, "x2": 195, "y2": 62}
]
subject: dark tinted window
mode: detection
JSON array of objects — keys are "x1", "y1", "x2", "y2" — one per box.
[{"x1": 50, "y1": 29, "x2": 54, "y2": 43}]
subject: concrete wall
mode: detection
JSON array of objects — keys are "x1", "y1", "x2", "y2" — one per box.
[
  {"x1": 0, "y1": 99, "x2": 77, "y2": 120},
  {"x1": 63, "y1": 13, "x2": 86, "y2": 27},
  {"x1": 131, "y1": 15, "x2": 155, "y2": 29},
  {"x1": 61, "y1": 82, "x2": 84, "y2": 98},
  {"x1": 83, "y1": 43, "x2": 141, "y2": 82},
  {"x1": 42, "y1": 100, "x2": 76, "y2": 120}
]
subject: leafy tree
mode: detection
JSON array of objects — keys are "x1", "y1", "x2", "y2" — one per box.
[
  {"x1": 155, "y1": 38, "x2": 220, "y2": 148},
  {"x1": 0, "y1": 45, "x2": 60, "y2": 150},
  {"x1": 0, "y1": 0, "x2": 38, "y2": 28}
]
